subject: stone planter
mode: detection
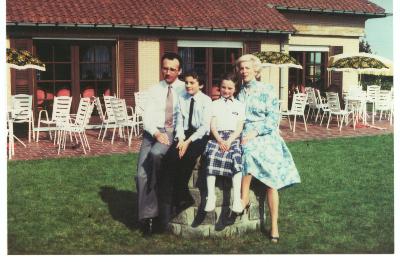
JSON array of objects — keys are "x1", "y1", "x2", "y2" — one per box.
[{"x1": 168, "y1": 157, "x2": 267, "y2": 237}]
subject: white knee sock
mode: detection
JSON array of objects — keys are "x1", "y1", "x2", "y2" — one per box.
[
  {"x1": 232, "y1": 172, "x2": 243, "y2": 212},
  {"x1": 206, "y1": 175, "x2": 216, "y2": 198}
]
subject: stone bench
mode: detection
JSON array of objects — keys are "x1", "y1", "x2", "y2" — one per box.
[{"x1": 169, "y1": 156, "x2": 267, "y2": 237}]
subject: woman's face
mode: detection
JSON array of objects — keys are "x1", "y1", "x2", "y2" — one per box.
[
  {"x1": 185, "y1": 76, "x2": 202, "y2": 96},
  {"x1": 220, "y1": 80, "x2": 236, "y2": 99},
  {"x1": 239, "y1": 61, "x2": 256, "y2": 83}
]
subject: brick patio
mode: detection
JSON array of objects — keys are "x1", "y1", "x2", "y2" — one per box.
[{"x1": 8, "y1": 117, "x2": 393, "y2": 161}]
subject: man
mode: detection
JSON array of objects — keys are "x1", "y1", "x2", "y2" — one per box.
[{"x1": 136, "y1": 53, "x2": 185, "y2": 235}]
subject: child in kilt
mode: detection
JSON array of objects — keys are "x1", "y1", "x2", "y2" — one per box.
[{"x1": 203, "y1": 73, "x2": 245, "y2": 214}]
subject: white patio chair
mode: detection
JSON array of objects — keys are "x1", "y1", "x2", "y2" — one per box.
[
  {"x1": 342, "y1": 90, "x2": 349, "y2": 100},
  {"x1": 390, "y1": 87, "x2": 394, "y2": 125},
  {"x1": 375, "y1": 90, "x2": 392, "y2": 122},
  {"x1": 366, "y1": 85, "x2": 381, "y2": 124},
  {"x1": 277, "y1": 100, "x2": 286, "y2": 130},
  {"x1": 36, "y1": 96, "x2": 72, "y2": 142},
  {"x1": 11, "y1": 94, "x2": 35, "y2": 142},
  {"x1": 94, "y1": 96, "x2": 118, "y2": 140},
  {"x1": 305, "y1": 87, "x2": 318, "y2": 122},
  {"x1": 326, "y1": 92, "x2": 355, "y2": 131},
  {"x1": 281, "y1": 93, "x2": 308, "y2": 132},
  {"x1": 57, "y1": 97, "x2": 94, "y2": 155},
  {"x1": 134, "y1": 91, "x2": 147, "y2": 131},
  {"x1": 7, "y1": 113, "x2": 14, "y2": 160},
  {"x1": 101, "y1": 95, "x2": 125, "y2": 141},
  {"x1": 110, "y1": 98, "x2": 140, "y2": 146},
  {"x1": 7, "y1": 111, "x2": 27, "y2": 159},
  {"x1": 315, "y1": 89, "x2": 330, "y2": 125}
]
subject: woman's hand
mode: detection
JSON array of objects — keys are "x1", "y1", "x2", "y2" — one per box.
[{"x1": 241, "y1": 130, "x2": 258, "y2": 145}]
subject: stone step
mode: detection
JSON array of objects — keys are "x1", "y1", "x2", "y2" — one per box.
[{"x1": 169, "y1": 156, "x2": 267, "y2": 237}]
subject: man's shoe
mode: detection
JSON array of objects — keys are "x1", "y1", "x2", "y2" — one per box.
[
  {"x1": 224, "y1": 211, "x2": 238, "y2": 226},
  {"x1": 140, "y1": 218, "x2": 153, "y2": 236}
]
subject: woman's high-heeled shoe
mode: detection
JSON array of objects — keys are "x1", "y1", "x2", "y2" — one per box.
[
  {"x1": 269, "y1": 230, "x2": 279, "y2": 243},
  {"x1": 270, "y1": 235, "x2": 279, "y2": 243}
]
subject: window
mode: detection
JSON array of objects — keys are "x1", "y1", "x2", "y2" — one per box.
[
  {"x1": 289, "y1": 51, "x2": 328, "y2": 90},
  {"x1": 34, "y1": 41, "x2": 115, "y2": 114},
  {"x1": 79, "y1": 45, "x2": 113, "y2": 99},
  {"x1": 36, "y1": 42, "x2": 72, "y2": 111},
  {"x1": 178, "y1": 47, "x2": 241, "y2": 95}
]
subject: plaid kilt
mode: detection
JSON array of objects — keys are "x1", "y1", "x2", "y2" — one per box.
[{"x1": 203, "y1": 131, "x2": 242, "y2": 177}]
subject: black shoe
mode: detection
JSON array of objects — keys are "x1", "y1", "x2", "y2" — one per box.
[
  {"x1": 152, "y1": 218, "x2": 168, "y2": 234},
  {"x1": 154, "y1": 205, "x2": 172, "y2": 234},
  {"x1": 140, "y1": 218, "x2": 153, "y2": 237},
  {"x1": 224, "y1": 203, "x2": 251, "y2": 226},
  {"x1": 224, "y1": 211, "x2": 238, "y2": 226}
]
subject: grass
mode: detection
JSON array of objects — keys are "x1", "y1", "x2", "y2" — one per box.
[{"x1": 7, "y1": 134, "x2": 394, "y2": 254}]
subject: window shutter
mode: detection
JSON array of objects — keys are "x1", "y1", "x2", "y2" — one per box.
[
  {"x1": 160, "y1": 39, "x2": 178, "y2": 56},
  {"x1": 329, "y1": 46, "x2": 343, "y2": 91},
  {"x1": 10, "y1": 39, "x2": 34, "y2": 95},
  {"x1": 244, "y1": 41, "x2": 261, "y2": 54},
  {"x1": 119, "y1": 39, "x2": 138, "y2": 107}
]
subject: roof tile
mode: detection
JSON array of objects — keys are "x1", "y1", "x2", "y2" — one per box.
[
  {"x1": 265, "y1": 0, "x2": 385, "y2": 13},
  {"x1": 6, "y1": 0, "x2": 385, "y2": 32}
]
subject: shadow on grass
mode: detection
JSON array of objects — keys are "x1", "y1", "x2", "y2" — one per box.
[{"x1": 99, "y1": 186, "x2": 139, "y2": 230}]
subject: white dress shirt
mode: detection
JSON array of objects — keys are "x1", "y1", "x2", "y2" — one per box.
[
  {"x1": 143, "y1": 79, "x2": 186, "y2": 136},
  {"x1": 175, "y1": 91, "x2": 212, "y2": 142},
  {"x1": 212, "y1": 97, "x2": 245, "y2": 131}
]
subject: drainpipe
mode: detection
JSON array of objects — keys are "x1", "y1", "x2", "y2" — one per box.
[{"x1": 279, "y1": 40, "x2": 285, "y2": 100}]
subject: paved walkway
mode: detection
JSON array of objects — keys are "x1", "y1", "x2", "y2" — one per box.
[{"x1": 9, "y1": 117, "x2": 393, "y2": 161}]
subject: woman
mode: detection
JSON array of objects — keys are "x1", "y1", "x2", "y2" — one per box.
[{"x1": 236, "y1": 54, "x2": 300, "y2": 243}]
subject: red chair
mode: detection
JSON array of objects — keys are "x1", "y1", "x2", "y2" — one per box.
[
  {"x1": 47, "y1": 92, "x2": 54, "y2": 100},
  {"x1": 210, "y1": 86, "x2": 220, "y2": 101},
  {"x1": 104, "y1": 88, "x2": 110, "y2": 96},
  {"x1": 57, "y1": 88, "x2": 71, "y2": 97},
  {"x1": 82, "y1": 87, "x2": 95, "y2": 98},
  {"x1": 36, "y1": 89, "x2": 45, "y2": 105}
]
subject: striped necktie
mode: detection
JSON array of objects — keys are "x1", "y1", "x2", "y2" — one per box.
[{"x1": 164, "y1": 85, "x2": 173, "y2": 128}]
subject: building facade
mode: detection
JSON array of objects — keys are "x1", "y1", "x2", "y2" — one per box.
[{"x1": 6, "y1": 0, "x2": 387, "y2": 113}]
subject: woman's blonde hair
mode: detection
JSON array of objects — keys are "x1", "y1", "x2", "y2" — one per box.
[{"x1": 235, "y1": 54, "x2": 262, "y2": 79}]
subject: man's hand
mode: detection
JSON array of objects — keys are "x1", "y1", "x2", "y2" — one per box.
[
  {"x1": 154, "y1": 131, "x2": 170, "y2": 145},
  {"x1": 178, "y1": 139, "x2": 191, "y2": 159},
  {"x1": 241, "y1": 130, "x2": 258, "y2": 145}
]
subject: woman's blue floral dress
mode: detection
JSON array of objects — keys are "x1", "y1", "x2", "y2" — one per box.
[{"x1": 237, "y1": 80, "x2": 300, "y2": 189}]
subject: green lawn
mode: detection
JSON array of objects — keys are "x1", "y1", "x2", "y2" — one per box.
[{"x1": 7, "y1": 135, "x2": 394, "y2": 254}]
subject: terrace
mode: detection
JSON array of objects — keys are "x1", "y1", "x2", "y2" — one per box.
[{"x1": 8, "y1": 117, "x2": 394, "y2": 161}]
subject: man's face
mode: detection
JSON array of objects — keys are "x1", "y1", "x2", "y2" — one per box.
[{"x1": 161, "y1": 58, "x2": 181, "y2": 84}]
